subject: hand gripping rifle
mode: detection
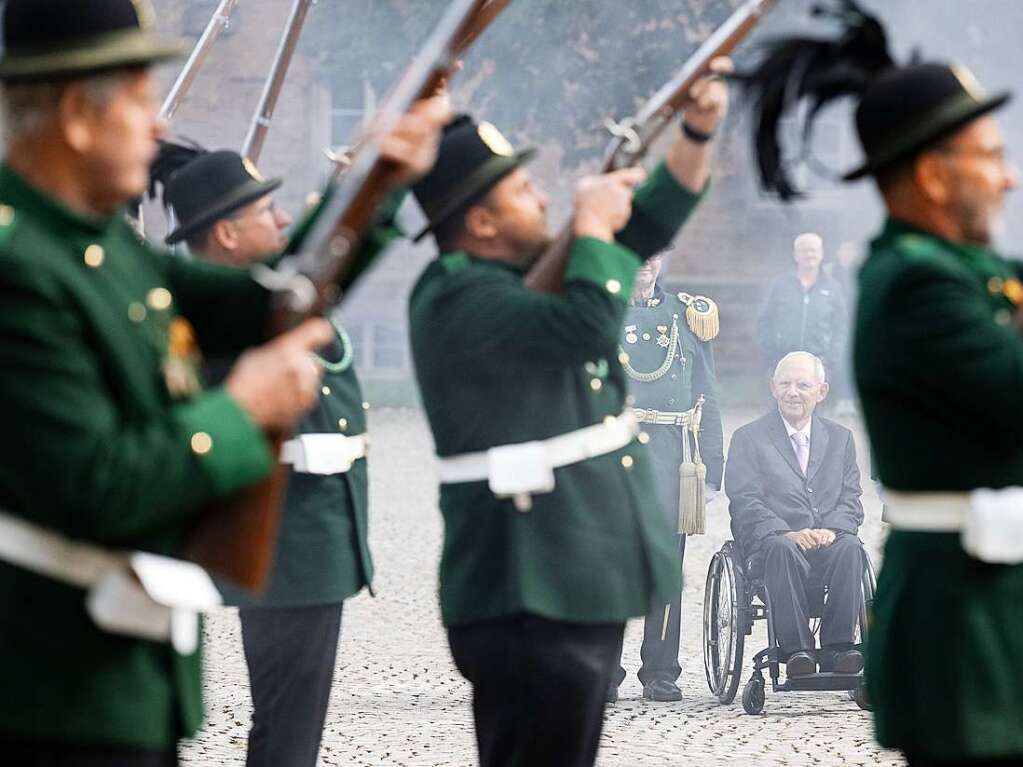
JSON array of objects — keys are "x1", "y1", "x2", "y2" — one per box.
[
  {"x1": 325, "y1": 0, "x2": 512, "y2": 179},
  {"x1": 185, "y1": 0, "x2": 512, "y2": 591},
  {"x1": 242, "y1": 0, "x2": 315, "y2": 163},
  {"x1": 160, "y1": 0, "x2": 240, "y2": 121},
  {"x1": 524, "y1": 0, "x2": 780, "y2": 293}
]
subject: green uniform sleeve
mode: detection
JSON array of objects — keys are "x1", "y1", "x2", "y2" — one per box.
[
  {"x1": 692, "y1": 341, "x2": 724, "y2": 488},
  {"x1": 616, "y1": 162, "x2": 706, "y2": 259},
  {"x1": 0, "y1": 259, "x2": 272, "y2": 545},
  {"x1": 416, "y1": 237, "x2": 640, "y2": 370},
  {"x1": 159, "y1": 250, "x2": 270, "y2": 354}
]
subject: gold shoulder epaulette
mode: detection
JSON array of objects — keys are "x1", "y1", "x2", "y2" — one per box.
[{"x1": 677, "y1": 291, "x2": 720, "y2": 342}]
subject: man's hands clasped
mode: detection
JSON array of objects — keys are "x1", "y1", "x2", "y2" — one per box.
[{"x1": 784, "y1": 528, "x2": 837, "y2": 552}]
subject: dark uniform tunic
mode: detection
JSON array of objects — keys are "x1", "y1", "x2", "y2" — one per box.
[
  {"x1": 0, "y1": 165, "x2": 273, "y2": 750},
  {"x1": 613, "y1": 286, "x2": 723, "y2": 685},
  {"x1": 410, "y1": 164, "x2": 704, "y2": 628},
  {"x1": 856, "y1": 218, "x2": 1023, "y2": 760}
]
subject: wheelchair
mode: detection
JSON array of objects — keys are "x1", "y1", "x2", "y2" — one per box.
[{"x1": 702, "y1": 538, "x2": 877, "y2": 715}]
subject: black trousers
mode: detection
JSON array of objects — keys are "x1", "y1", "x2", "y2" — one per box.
[
  {"x1": 0, "y1": 736, "x2": 176, "y2": 766},
  {"x1": 758, "y1": 532, "x2": 863, "y2": 656},
  {"x1": 612, "y1": 533, "x2": 687, "y2": 688},
  {"x1": 448, "y1": 614, "x2": 624, "y2": 767},
  {"x1": 239, "y1": 602, "x2": 344, "y2": 767}
]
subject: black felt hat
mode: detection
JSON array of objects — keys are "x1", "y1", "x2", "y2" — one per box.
[
  {"x1": 163, "y1": 150, "x2": 283, "y2": 245},
  {"x1": 0, "y1": 0, "x2": 185, "y2": 82},
  {"x1": 410, "y1": 114, "x2": 536, "y2": 242},
  {"x1": 844, "y1": 63, "x2": 1011, "y2": 180}
]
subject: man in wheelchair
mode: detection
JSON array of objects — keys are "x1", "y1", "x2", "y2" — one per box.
[{"x1": 725, "y1": 352, "x2": 865, "y2": 678}]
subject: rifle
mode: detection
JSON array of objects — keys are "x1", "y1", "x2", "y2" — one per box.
[
  {"x1": 524, "y1": 0, "x2": 780, "y2": 293},
  {"x1": 160, "y1": 0, "x2": 240, "y2": 121},
  {"x1": 185, "y1": 0, "x2": 512, "y2": 591},
  {"x1": 326, "y1": 0, "x2": 513, "y2": 178},
  {"x1": 242, "y1": 0, "x2": 315, "y2": 163}
]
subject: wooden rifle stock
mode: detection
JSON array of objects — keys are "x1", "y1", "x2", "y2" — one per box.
[
  {"x1": 523, "y1": 0, "x2": 780, "y2": 294},
  {"x1": 160, "y1": 0, "x2": 239, "y2": 121},
  {"x1": 187, "y1": 0, "x2": 511, "y2": 592},
  {"x1": 242, "y1": 0, "x2": 315, "y2": 163}
]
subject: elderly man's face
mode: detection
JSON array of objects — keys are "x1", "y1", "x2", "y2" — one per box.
[
  {"x1": 771, "y1": 355, "x2": 829, "y2": 425},
  {"x1": 793, "y1": 238, "x2": 823, "y2": 271}
]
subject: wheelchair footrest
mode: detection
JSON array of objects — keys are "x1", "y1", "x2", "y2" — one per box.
[{"x1": 775, "y1": 672, "x2": 863, "y2": 693}]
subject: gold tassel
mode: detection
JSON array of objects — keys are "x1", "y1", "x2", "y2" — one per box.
[
  {"x1": 682, "y1": 294, "x2": 720, "y2": 342},
  {"x1": 679, "y1": 459, "x2": 707, "y2": 535}
]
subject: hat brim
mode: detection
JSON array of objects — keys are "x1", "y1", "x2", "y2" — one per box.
[
  {"x1": 0, "y1": 29, "x2": 187, "y2": 82},
  {"x1": 412, "y1": 147, "x2": 537, "y2": 242},
  {"x1": 166, "y1": 177, "x2": 283, "y2": 245},
  {"x1": 843, "y1": 91, "x2": 1012, "y2": 181}
]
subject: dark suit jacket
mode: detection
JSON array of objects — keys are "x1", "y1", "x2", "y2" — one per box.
[{"x1": 725, "y1": 411, "x2": 863, "y2": 556}]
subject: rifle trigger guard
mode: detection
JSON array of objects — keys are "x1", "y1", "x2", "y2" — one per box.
[
  {"x1": 251, "y1": 264, "x2": 318, "y2": 314},
  {"x1": 602, "y1": 118, "x2": 643, "y2": 156}
]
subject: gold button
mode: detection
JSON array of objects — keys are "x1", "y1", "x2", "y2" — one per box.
[
  {"x1": 590, "y1": 378, "x2": 602, "y2": 392},
  {"x1": 84, "y1": 244, "x2": 105, "y2": 268},
  {"x1": 146, "y1": 287, "x2": 172, "y2": 311},
  {"x1": 191, "y1": 432, "x2": 213, "y2": 455},
  {"x1": 0, "y1": 205, "x2": 14, "y2": 226},
  {"x1": 625, "y1": 395, "x2": 636, "y2": 406},
  {"x1": 989, "y1": 276, "x2": 1005, "y2": 294},
  {"x1": 362, "y1": 401, "x2": 370, "y2": 411},
  {"x1": 321, "y1": 386, "x2": 331, "y2": 396},
  {"x1": 603, "y1": 415, "x2": 617, "y2": 426},
  {"x1": 128, "y1": 302, "x2": 146, "y2": 322},
  {"x1": 621, "y1": 455, "x2": 634, "y2": 470},
  {"x1": 618, "y1": 352, "x2": 630, "y2": 365},
  {"x1": 338, "y1": 418, "x2": 348, "y2": 430},
  {"x1": 605, "y1": 279, "x2": 621, "y2": 295},
  {"x1": 638, "y1": 431, "x2": 650, "y2": 445}
]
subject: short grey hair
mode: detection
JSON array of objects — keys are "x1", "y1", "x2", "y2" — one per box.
[
  {"x1": 794, "y1": 231, "x2": 823, "y2": 251},
  {"x1": 773, "y1": 351, "x2": 827, "y2": 383},
  {"x1": 1, "y1": 71, "x2": 133, "y2": 144}
]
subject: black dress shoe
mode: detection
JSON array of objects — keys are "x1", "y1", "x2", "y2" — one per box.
[
  {"x1": 642, "y1": 679, "x2": 683, "y2": 702},
  {"x1": 605, "y1": 686, "x2": 618, "y2": 704},
  {"x1": 785, "y1": 651, "x2": 816, "y2": 677},
  {"x1": 832, "y1": 649, "x2": 864, "y2": 674}
]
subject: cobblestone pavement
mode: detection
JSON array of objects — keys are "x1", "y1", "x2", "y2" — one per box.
[{"x1": 182, "y1": 407, "x2": 905, "y2": 767}]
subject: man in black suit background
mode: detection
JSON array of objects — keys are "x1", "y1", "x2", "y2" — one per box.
[{"x1": 725, "y1": 352, "x2": 865, "y2": 678}]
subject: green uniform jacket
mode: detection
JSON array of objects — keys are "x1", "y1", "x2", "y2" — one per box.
[
  {"x1": 218, "y1": 195, "x2": 405, "y2": 608},
  {"x1": 0, "y1": 165, "x2": 275, "y2": 749},
  {"x1": 409, "y1": 163, "x2": 703, "y2": 627},
  {"x1": 856, "y1": 218, "x2": 1023, "y2": 760}
]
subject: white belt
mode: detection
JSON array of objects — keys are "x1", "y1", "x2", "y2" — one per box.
[
  {"x1": 436, "y1": 411, "x2": 640, "y2": 511},
  {"x1": 280, "y1": 433, "x2": 368, "y2": 474},
  {"x1": 0, "y1": 512, "x2": 221, "y2": 653},
  {"x1": 884, "y1": 487, "x2": 1023, "y2": 564}
]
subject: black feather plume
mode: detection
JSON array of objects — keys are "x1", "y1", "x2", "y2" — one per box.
[
  {"x1": 735, "y1": 0, "x2": 895, "y2": 200},
  {"x1": 148, "y1": 138, "x2": 208, "y2": 206}
]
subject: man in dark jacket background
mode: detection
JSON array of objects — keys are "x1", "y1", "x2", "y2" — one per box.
[{"x1": 757, "y1": 233, "x2": 848, "y2": 394}]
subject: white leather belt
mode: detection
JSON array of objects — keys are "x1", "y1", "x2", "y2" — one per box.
[
  {"x1": 883, "y1": 487, "x2": 1023, "y2": 564},
  {"x1": 436, "y1": 411, "x2": 640, "y2": 511},
  {"x1": 280, "y1": 433, "x2": 368, "y2": 475},
  {"x1": 0, "y1": 512, "x2": 221, "y2": 653},
  {"x1": 883, "y1": 490, "x2": 969, "y2": 531}
]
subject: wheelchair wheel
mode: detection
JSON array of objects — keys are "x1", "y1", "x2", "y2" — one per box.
[
  {"x1": 853, "y1": 681, "x2": 871, "y2": 711},
  {"x1": 703, "y1": 543, "x2": 745, "y2": 704},
  {"x1": 741, "y1": 676, "x2": 766, "y2": 715}
]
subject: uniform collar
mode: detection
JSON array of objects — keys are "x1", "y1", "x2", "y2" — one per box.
[
  {"x1": 628, "y1": 284, "x2": 665, "y2": 307},
  {"x1": 0, "y1": 162, "x2": 119, "y2": 238},
  {"x1": 878, "y1": 216, "x2": 1000, "y2": 265}
]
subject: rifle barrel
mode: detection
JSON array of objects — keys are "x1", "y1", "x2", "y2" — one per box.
[
  {"x1": 242, "y1": 0, "x2": 315, "y2": 163},
  {"x1": 160, "y1": 0, "x2": 239, "y2": 121}
]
